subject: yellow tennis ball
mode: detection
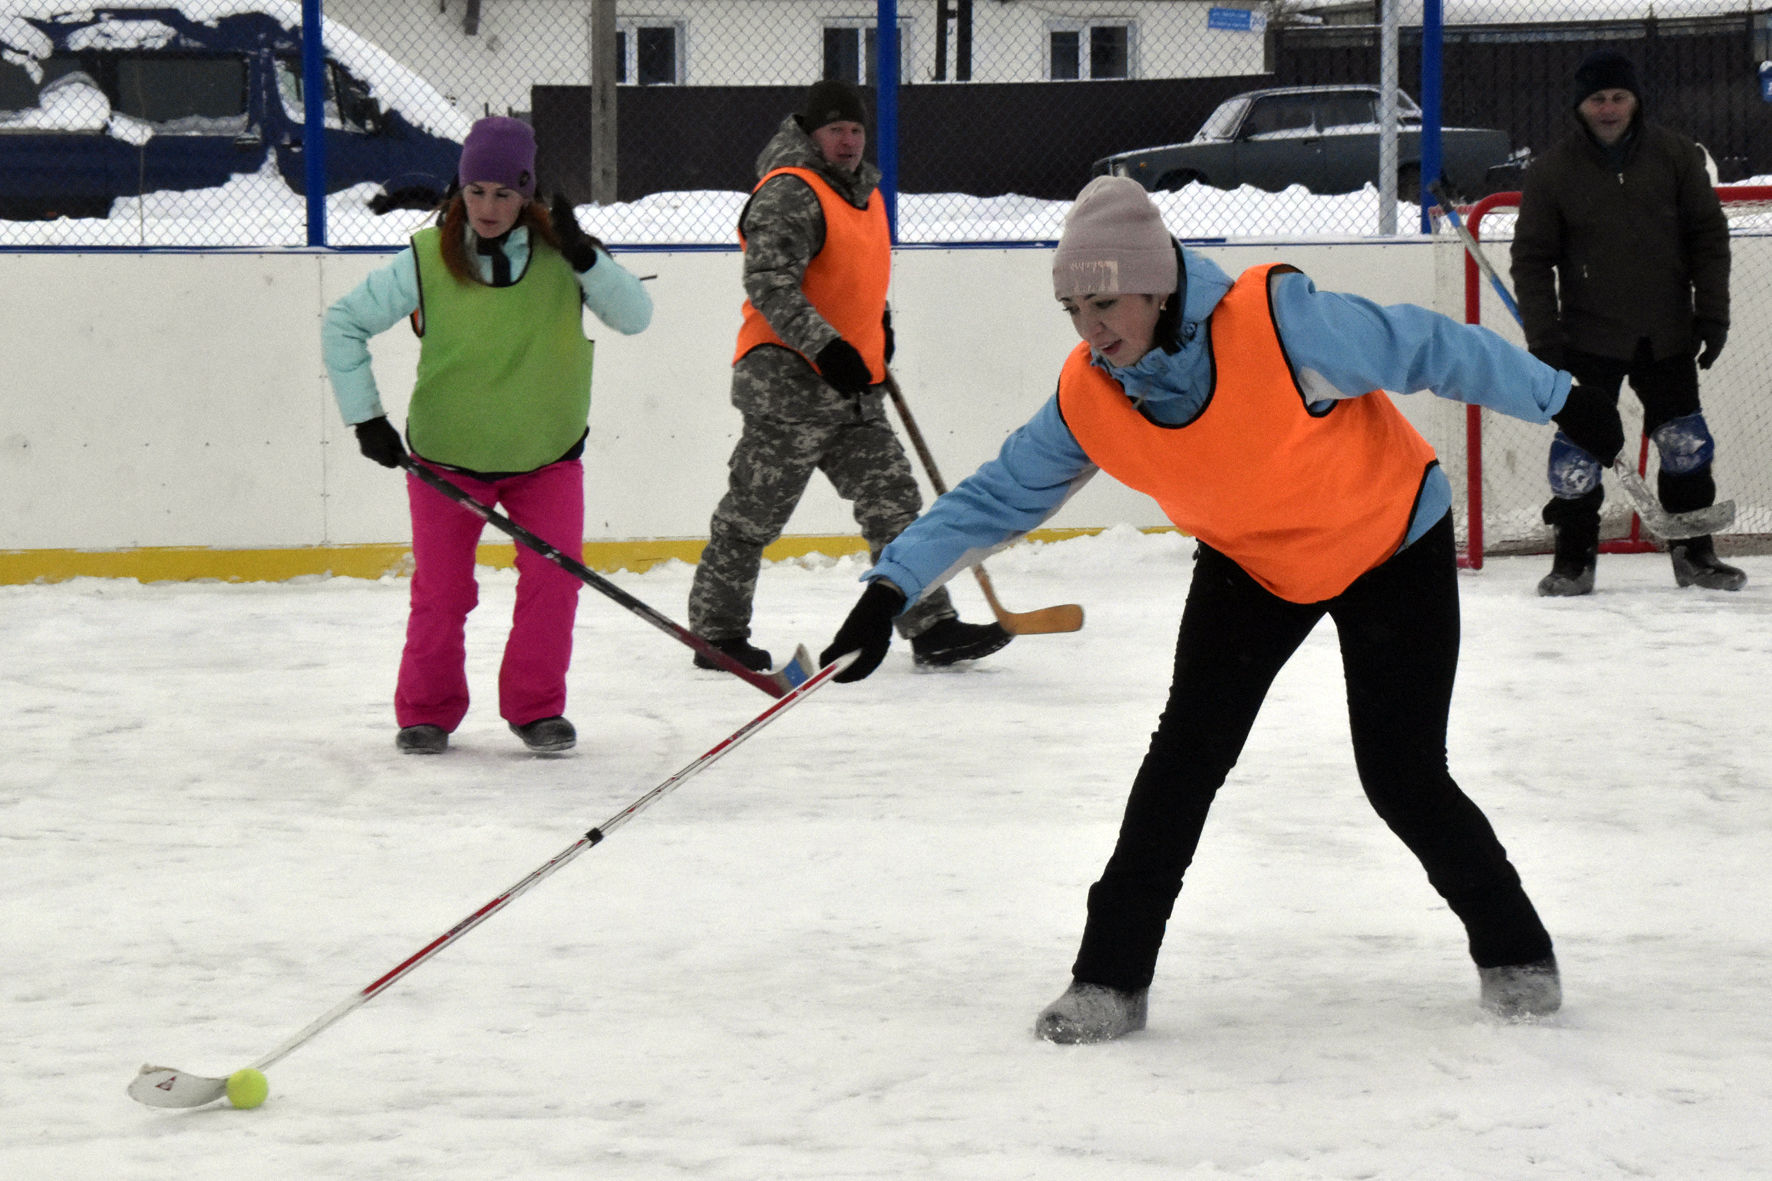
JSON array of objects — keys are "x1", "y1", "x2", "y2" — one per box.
[{"x1": 225, "y1": 1068, "x2": 269, "y2": 1110}]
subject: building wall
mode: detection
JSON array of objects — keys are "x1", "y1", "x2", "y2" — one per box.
[{"x1": 322, "y1": 0, "x2": 1258, "y2": 118}]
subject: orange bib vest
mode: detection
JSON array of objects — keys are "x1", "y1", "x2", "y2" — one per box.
[
  {"x1": 732, "y1": 166, "x2": 891, "y2": 382},
  {"x1": 1058, "y1": 263, "x2": 1437, "y2": 604}
]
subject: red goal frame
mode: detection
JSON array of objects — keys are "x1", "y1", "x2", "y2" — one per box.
[{"x1": 1455, "y1": 186, "x2": 1772, "y2": 569}]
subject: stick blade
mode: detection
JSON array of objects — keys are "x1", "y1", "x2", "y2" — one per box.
[
  {"x1": 1665, "y1": 498, "x2": 1736, "y2": 538},
  {"x1": 999, "y1": 604, "x2": 1085, "y2": 635},
  {"x1": 769, "y1": 644, "x2": 816, "y2": 690},
  {"x1": 1611, "y1": 461, "x2": 1737, "y2": 539},
  {"x1": 128, "y1": 1064, "x2": 229, "y2": 1108}
]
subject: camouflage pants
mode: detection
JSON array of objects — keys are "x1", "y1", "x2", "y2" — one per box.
[{"x1": 688, "y1": 413, "x2": 956, "y2": 642}]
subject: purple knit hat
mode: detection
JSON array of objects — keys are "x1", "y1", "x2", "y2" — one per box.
[{"x1": 458, "y1": 116, "x2": 536, "y2": 197}]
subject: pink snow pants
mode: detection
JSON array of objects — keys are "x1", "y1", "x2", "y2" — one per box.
[{"x1": 396, "y1": 458, "x2": 585, "y2": 732}]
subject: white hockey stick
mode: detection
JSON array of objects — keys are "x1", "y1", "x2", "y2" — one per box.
[
  {"x1": 1606, "y1": 461, "x2": 1734, "y2": 539},
  {"x1": 1432, "y1": 185, "x2": 1736, "y2": 541},
  {"x1": 127, "y1": 651, "x2": 857, "y2": 1110}
]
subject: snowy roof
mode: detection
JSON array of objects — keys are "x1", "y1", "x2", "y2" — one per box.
[{"x1": 1391, "y1": 0, "x2": 1769, "y2": 22}]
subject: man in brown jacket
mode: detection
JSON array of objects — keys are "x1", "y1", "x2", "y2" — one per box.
[{"x1": 1511, "y1": 49, "x2": 1743, "y2": 594}]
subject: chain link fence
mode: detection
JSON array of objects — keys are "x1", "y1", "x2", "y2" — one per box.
[{"x1": 2, "y1": 0, "x2": 1769, "y2": 247}]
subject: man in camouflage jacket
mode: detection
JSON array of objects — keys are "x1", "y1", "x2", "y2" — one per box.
[{"x1": 688, "y1": 79, "x2": 1010, "y2": 672}]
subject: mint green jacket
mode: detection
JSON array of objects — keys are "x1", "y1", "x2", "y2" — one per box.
[{"x1": 322, "y1": 224, "x2": 652, "y2": 446}]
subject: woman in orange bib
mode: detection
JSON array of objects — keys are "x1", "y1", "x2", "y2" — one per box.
[{"x1": 823, "y1": 176, "x2": 1579, "y2": 1040}]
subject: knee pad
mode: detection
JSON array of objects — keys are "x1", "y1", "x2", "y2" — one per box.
[
  {"x1": 1547, "y1": 433, "x2": 1603, "y2": 498},
  {"x1": 1650, "y1": 412, "x2": 1715, "y2": 475}
]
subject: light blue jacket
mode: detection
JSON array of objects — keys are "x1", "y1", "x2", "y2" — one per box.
[
  {"x1": 870, "y1": 247, "x2": 1573, "y2": 605},
  {"x1": 322, "y1": 224, "x2": 653, "y2": 427}
]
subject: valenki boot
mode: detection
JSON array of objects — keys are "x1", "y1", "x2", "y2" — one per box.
[
  {"x1": 1669, "y1": 535, "x2": 1747, "y2": 591},
  {"x1": 1536, "y1": 520, "x2": 1599, "y2": 597}
]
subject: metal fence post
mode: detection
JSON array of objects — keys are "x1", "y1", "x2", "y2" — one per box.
[
  {"x1": 876, "y1": 0, "x2": 899, "y2": 243},
  {"x1": 1380, "y1": 0, "x2": 1399, "y2": 234},
  {"x1": 590, "y1": 0, "x2": 618, "y2": 204},
  {"x1": 302, "y1": 0, "x2": 327, "y2": 247},
  {"x1": 1419, "y1": 0, "x2": 1445, "y2": 231}
]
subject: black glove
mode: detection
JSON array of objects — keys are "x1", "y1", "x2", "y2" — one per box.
[
  {"x1": 820, "y1": 580, "x2": 906, "y2": 683},
  {"x1": 354, "y1": 416, "x2": 406, "y2": 469},
  {"x1": 882, "y1": 308, "x2": 896, "y2": 364},
  {"x1": 367, "y1": 184, "x2": 445, "y2": 215},
  {"x1": 814, "y1": 337, "x2": 874, "y2": 396},
  {"x1": 549, "y1": 193, "x2": 604, "y2": 272},
  {"x1": 1695, "y1": 320, "x2": 1727, "y2": 370},
  {"x1": 1551, "y1": 385, "x2": 1623, "y2": 467},
  {"x1": 1527, "y1": 340, "x2": 1566, "y2": 373}
]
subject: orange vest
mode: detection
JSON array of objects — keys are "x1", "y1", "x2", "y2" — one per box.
[
  {"x1": 732, "y1": 166, "x2": 891, "y2": 381},
  {"x1": 1058, "y1": 263, "x2": 1437, "y2": 604}
]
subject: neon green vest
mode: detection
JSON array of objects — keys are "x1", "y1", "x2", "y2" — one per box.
[{"x1": 407, "y1": 227, "x2": 594, "y2": 472}]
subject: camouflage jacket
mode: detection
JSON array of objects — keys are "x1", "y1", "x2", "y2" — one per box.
[{"x1": 732, "y1": 115, "x2": 889, "y2": 425}]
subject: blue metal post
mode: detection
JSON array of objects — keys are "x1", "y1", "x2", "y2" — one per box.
[
  {"x1": 1419, "y1": 0, "x2": 1442, "y2": 232},
  {"x1": 301, "y1": 0, "x2": 327, "y2": 246},
  {"x1": 876, "y1": 0, "x2": 899, "y2": 243}
]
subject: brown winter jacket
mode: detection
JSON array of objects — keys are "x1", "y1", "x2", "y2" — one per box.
[{"x1": 1509, "y1": 112, "x2": 1729, "y2": 364}]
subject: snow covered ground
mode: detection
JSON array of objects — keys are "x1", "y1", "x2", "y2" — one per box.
[
  {"x1": 4, "y1": 142, "x2": 1765, "y2": 251},
  {"x1": 5, "y1": 530, "x2": 1771, "y2": 1179},
  {"x1": 0, "y1": 168, "x2": 1444, "y2": 249}
]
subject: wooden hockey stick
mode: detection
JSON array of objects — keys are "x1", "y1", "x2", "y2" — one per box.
[
  {"x1": 1432, "y1": 185, "x2": 1736, "y2": 541},
  {"x1": 883, "y1": 371, "x2": 1084, "y2": 635}
]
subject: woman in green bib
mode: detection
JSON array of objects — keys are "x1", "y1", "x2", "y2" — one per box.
[{"x1": 323, "y1": 117, "x2": 653, "y2": 756}]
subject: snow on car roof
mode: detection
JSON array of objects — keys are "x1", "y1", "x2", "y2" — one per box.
[{"x1": 0, "y1": 0, "x2": 469, "y2": 141}]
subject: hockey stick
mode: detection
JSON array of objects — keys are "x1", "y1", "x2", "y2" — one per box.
[
  {"x1": 399, "y1": 456, "x2": 812, "y2": 696},
  {"x1": 1430, "y1": 183, "x2": 1523, "y2": 325},
  {"x1": 127, "y1": 650, "x2": 857, "y2": 1110},
  {"x1": 1431, "y1": 184, "x2": 1736, "y2": 541},
  {"x1": 882, "y1": 372, "x2": 1084, "y2": 635}
]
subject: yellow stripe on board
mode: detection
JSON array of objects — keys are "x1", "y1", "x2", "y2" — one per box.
[{"x1": 0, "y1": 528, "x2": 1164, "y2": 585}]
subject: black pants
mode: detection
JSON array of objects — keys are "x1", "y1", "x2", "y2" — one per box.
[
  {"x1": 1544, "y1": 341, "x2": 1713, "y2": 531},
  {"x1": 1072, "y1": 515, "x2": 1553, "y2": 990}
]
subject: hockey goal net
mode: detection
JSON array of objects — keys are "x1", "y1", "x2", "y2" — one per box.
[{"x1": 1440, "y1": 186, "x2": 1772, "y2": 567}]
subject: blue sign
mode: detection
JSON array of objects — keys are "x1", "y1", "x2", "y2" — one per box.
[{"x1": 1207, "y1": 7, "x2": 1267, "y2": 33}]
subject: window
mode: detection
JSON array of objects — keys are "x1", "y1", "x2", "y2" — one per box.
[
  {"x1": 1313, "y1": 93, "x2": 1377, "y2": 130},
  {"x1": 0, "y1": 57, "x2": 107, "y2": 129},
  {"x1": 114, "y1": 55, "x2": 247, "y2": 131},
  {"x1": 0, "y1": 60, "x2": 40, "y2": 114},
  {"x1": 616, "y1": 23, "x2": 683, "y2": 85},
  {"x1": 1047, "y1": 21, "x2": 1134, "y2": 81},
  {"x1": 1197, "y1": 95, "x2": 1253, "y2": 140},
  {"x1": 274, "y1": 59, "x2": 380, "y2": 133},
  {"x1": 1241, "y1": 94, "x2": 1316, "y2": 137},
  {"x1": 823, "y1": 21, "x2": 909, "y2": 85}
]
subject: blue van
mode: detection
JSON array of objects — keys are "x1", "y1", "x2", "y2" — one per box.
[{"x1": 0, "y1": 1, "x2": 468, "y2": 219}]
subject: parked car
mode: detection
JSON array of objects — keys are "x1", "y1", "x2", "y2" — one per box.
[
  {"x1": 0, "y1": 0, "x2": 471, "y2": 219},
  {"x1": 1092, "y1": 85, "x2": 1523, "y2": 201}
]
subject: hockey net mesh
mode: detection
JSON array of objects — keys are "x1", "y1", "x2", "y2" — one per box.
[{"x1": 1447, "y1": 186, "x2": 1772, "y2": 563}]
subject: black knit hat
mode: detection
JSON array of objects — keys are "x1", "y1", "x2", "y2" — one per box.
[
  {"x1": 1571, "y1": 49, "x2": 1639, "y2": 109},
  {"x1": 798, "y1": 79, "x2": 868, "y2": 132}
]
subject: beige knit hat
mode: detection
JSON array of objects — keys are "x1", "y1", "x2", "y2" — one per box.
[{"x1": 1052, "y1": 175, "x2": 1178, "y2": 299}]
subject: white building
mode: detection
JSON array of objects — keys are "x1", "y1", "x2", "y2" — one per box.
[{"x1": 323, "y1": 0, "x2": 1271, "y2": 119}]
